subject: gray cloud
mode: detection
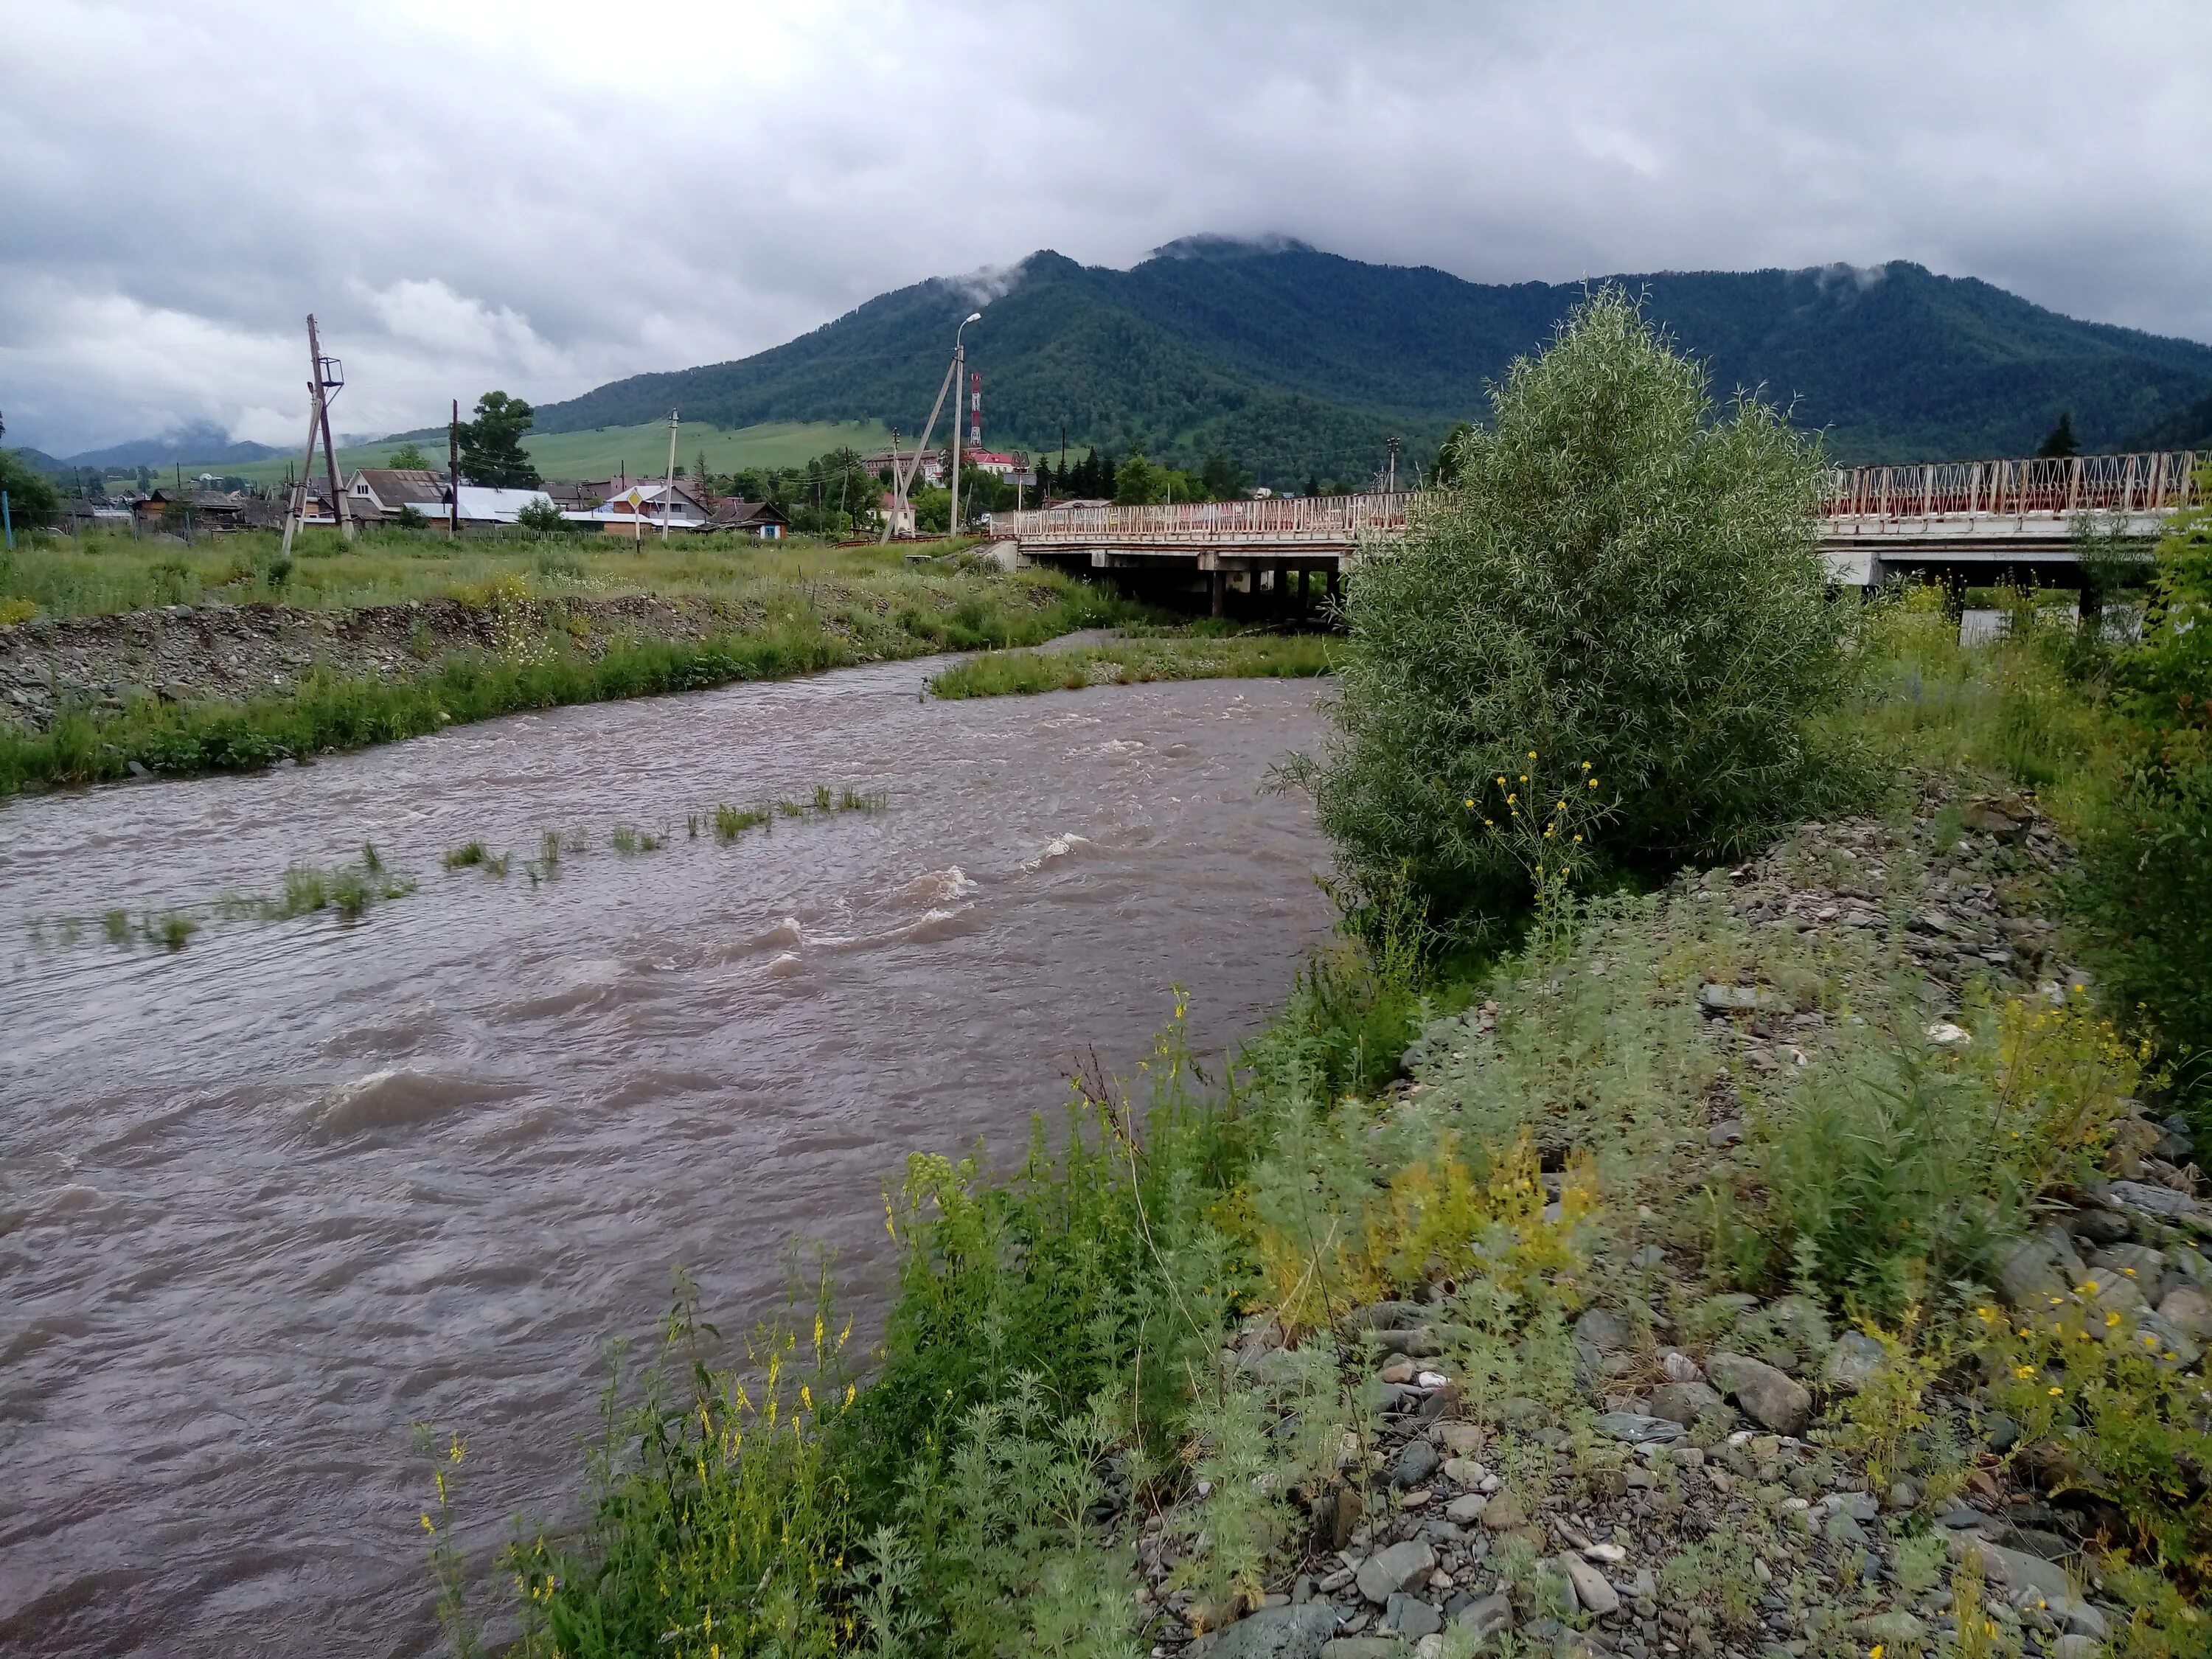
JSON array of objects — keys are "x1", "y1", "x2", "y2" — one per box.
[{"x1": 2, "y1": 0, "x2": 2207, "y2": 453}]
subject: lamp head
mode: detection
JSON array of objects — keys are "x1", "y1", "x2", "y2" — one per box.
[{"x1": 964, "y1": 312, "x2": 983, "y2": 324}]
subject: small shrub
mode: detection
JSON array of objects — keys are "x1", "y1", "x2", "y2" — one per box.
[
  {"x1": 515, "y1": 498, "x2": 566, "y2": 535},
  {"x1": 0, "y1": 597, "x2": 37, "y2": 627},
  {"x1": 1294, "y1": 286, "x2": 1863, "y2": 928},
  {"x1": 1735, "y1": 990, "x2": 2138, "y2": 1318}
]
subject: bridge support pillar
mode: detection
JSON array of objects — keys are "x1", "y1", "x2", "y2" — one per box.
[
  {"x1": 1326, "y1": 566, "x2": 1340, "y2": 608},
  {"x1": 1208, "y1": 568, "x2": 1223, "y2": 619}
]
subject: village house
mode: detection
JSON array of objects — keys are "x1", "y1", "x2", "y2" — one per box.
[
  {"x1": 561, "y1": 479, "x2": 713, "y2": 534},
  {"x1": 131, "y1": 489, "x2": 248, "y2": 532},
  {"x1": 707, "y1": 498, "x2": 790, "y2": 538},
  {"x1": 344, "y1": 467, "x2": 449, "y2": 517}
]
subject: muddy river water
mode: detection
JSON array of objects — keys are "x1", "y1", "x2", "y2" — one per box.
[{"x1": 0, "y1": 656, "x2": 1335, "y2": 1658}]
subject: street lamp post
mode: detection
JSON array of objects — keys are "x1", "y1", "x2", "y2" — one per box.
[{"x1": 950, "y1": 311, "x2": 980, "y2": 538}]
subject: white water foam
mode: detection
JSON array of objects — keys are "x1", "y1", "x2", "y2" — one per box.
[
  {"x1": 895, "y1": 866, "x2": 978, "y2": 906},
  {"x1": 1021, "y1": 833, "x2": 1093, "y2": 872}
]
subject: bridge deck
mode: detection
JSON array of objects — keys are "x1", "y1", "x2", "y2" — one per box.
[{"x1": 993, "y1": 451, "x2": 2203, "y2": 585}]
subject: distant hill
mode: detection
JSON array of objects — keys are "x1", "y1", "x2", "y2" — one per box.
[
  {"x1": 2126, "y1": 389, "x2": 2212, "y2": 451},
  {"x1": 63, "y1": 423, "x2": 286, "y2": 470},
  {"x1": 4, "y1": 447, "x2": 70, "y2": 475},
  {"x1": 532, "y1": 240, "x2": 2212, "y2": 480}
]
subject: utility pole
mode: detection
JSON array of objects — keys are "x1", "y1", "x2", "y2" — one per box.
[
  {"x1": 448, "y1": 399, "x2": 461, "y2": 537},
  {"x1": 307, "y1": 316, "x2": 353, "y2": 541},
  {"x1": 887, "y1": 427, "x2": 904, "y2": 539},
  {"x1": 877, "y1": 313, "x2": 977, "y2": 546},
  {"x1": 950, "y1": 310, "x2": 979, "y2": 538},
  {"x1": 1385, "y1": 437, "x2": 1401, "y2": 495},
  {"x1": 661, "y1": 409, "x2": 679, "y2": 540}
]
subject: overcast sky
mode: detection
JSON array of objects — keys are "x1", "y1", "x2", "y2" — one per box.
[{"x1": 4, "y1": 0, "x2": 2208, "y2": 455}]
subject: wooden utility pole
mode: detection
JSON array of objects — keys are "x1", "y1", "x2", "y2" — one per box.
[
  {"x1": 448, "y1": 398, "x2": 461, "y2": 537},
  {"x1": 307, "y1": 316, "x2": 353, "y2": 542}
]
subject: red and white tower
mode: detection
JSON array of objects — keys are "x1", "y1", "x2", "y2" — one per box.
[{"x1": 968, "y1": 371, "x2": 981, "y2": 448}]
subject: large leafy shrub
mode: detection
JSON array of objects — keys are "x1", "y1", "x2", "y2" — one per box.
[
  {"x1": 1301, "y1": 288, "x2": 1861, "y2": 926},
  {"x1": 2081, "y1": 464, "x2": 2212, "y2": 1085}
]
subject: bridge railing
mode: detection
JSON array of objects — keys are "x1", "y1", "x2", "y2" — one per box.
[
  {"x1": 1823, "y1": 451, "x2": 2203, "y2": 518},
  {"x1": 994, "y1": 491, "x2": 1415, "y2": 543},
  {"x1": 996, "y1": 454, "x2": 2205, "y2": 545}
]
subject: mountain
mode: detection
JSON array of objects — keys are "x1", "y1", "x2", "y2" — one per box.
[
  {"x1": 2126, "y1": 389, "x2": 2212, "y2": 451},
  {"x1": 533, "y1": 240, "x2": 2212, "y2": 479},
  {"x1": 63, "y1": 423, "x2": 287, "y2": 470},
  {"x1": 3, "y1": 447, "x2": 70, "y2": 475}
]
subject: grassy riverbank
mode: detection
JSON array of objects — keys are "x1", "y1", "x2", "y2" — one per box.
[
  {"x1": 0, "y1": 524, "x2": 961, "y2": 621},
  {"x1": 0, "y1": 557, "x2": 1138, "y2": 793},
  {"x1": 435, "y1": 601, "x2": 2208, "y2": 1659},
  {"x1": 928, "y1": 630, "x2": 1336, "y2": 698},
  {"x1": 425, "y1": 300, "x2": 2211, "y2": 1658}
]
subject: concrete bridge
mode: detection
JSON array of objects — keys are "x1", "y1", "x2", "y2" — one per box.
[{"x1": 991, "y1": 450, "x2": 2204, "y2": 610}]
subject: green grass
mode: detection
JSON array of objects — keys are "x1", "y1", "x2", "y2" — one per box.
[
  {"x1": 926, "y1": 631, "x2": 1335, "y2": 698},
  {"x1": 0, "y1": 566, "x2": 1138, "y2": 793},
  {"x1": 0, "y1": 522, "x2": 988, "y2": 620},
  {"x1": 119, "y1": 417, "x2": 897, "y2": 494}
]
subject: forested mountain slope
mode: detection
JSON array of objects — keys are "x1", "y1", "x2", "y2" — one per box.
[{"x1": 534, "y1": 239, "x2": 2212, "y2": 481}]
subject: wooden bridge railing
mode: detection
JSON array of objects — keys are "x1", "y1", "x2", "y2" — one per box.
[{"x1": 1822, "y1": 451, "x2": 2203, "y2": 518}]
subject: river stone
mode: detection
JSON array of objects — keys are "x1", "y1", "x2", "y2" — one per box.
[
  {"x1": 1357, "y1": 1540, "x2": 1437, "y2": 1604},
  {"x1": 1453, "y1": 1592, "x2": 1514, "y2": 1643},
  {"x1": 2101, "y1": 1180, "x2": 2202, "y2": 1222},
  {"x1": 2051, "y1": 1639, "x2": 2100, "y2": 1659},
  {"x1": 1950, "y1": 1536, "x2": 2073, "y2": 1599},
  {"x1": 1384, "y1": 1593, "x2": 1443, "y2": 1640},
  {"x1": 1559, "y1": 1554, "x2": 1620, "y2": 1616},
  {"x1": 1849, "y1": 1613, "x2": 1928, "y2": 1646},
  {"x1": 1436, "y1": 1422, "x2": 1485, "y2": 1456},
  {"x1": 2134, "y1": 1310, "x2": 2203, "y2": 1368},
  {"x1": 1593, "y1": 1410, "x2": 1686, "y2": 1444},
  {"x1": 1573, "y1": 1307, "x2": 1631, "y2": 1351},
  {"x1": 2038, "y1": 1594, "x2": 2109, "y2": 1640},
  {"x1": 1478, "y1": 1490, "x2": 1527, "y2": 1530},
  {"x1": 1698, "y1": 982, "x2": 1775, "y2": 1014},
  {"x1": 1441, "y1": 1456, "x2": 1484, "y2": 1486},
  {"x1": 2158, "y1": 1287, "x2": 2212, "y2": 1338},
  {"x1": 1445, "y1": 1492, "x2": 1486, "y2": 1523},
  {"x1": 1393, "y1": 1439, "x2": 1440, "y2": 1488},
  {"x1": 1648, "y1": 1380, "x2": 1724, "y2": 1425},
  {"x1": 1824, "y1": 1331, "x2": 1889, "y2": 1391},
  {"x1": 1705, "y1": 1352, "x2": 1812, "y2": 1435},
  {"x1": 1200, "y1": 1604, "x2": 1338, "y2": 1659},
  {"x1": 1321, "y1": 1641, "x2": 1399, "y2": 1659},
  {"x1": 1997, "y1": 1236, "x2": 2073, "y2": 1310}
]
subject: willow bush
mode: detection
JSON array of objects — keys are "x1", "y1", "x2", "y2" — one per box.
[{"x1": 1299, "y1": 287, "x2": 1863, "y2": 928}]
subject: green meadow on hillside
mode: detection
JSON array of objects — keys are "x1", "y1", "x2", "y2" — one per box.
[{"x1": 149, "y1": 419, "x2": 895, "y2": 492}]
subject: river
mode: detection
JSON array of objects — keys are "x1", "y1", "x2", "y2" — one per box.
[{"x1": 0, "y1": 656, "x2": 1335, "y2": 1658}]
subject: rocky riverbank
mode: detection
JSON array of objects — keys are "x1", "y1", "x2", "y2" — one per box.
[{"x1": 1134, "y1": 785, "x2": 2205, "y2": 1659}]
